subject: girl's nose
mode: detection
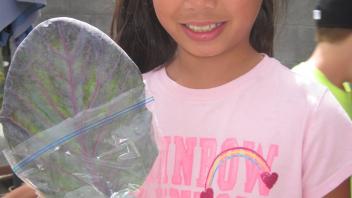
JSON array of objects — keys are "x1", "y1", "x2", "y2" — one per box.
[{"x1": 184, "y1": 0, "x2": 217, "y2": 10}]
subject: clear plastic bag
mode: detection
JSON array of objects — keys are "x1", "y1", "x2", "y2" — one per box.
[
  {"x1": 4, "y1": 87, "x2": 157, "y2": 197},
  {"x1": 0, "y1": 17, "x2": 159, "y2": 197}
]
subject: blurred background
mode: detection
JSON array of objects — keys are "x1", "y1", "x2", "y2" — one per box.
[{"x1": 0, "y1": 0, "x2": 319, "y2": 195}]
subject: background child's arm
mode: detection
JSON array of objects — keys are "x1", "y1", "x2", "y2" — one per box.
[{"x1": 324, "y1": 179, "x2": 350, "y2": 198}]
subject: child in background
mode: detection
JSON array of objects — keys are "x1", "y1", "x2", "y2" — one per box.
[
  {"x1": 293, "y1": 0, "x2": 352, "y2": 119},
  {"x1": 112, "y1": 0, "x2": 352, "y2": 197},
  {"x1": 293, "y1": 0, "x2": 352, "y2": 196}
]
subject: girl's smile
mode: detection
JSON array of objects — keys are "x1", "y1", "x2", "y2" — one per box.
[{"x1": 182, "y1": 21, "x2": 226, "y2": 41}]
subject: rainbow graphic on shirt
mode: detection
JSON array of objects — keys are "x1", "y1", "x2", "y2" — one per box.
[{"x1": 201, "y1": 147, "x2": 279, "y2": 198}]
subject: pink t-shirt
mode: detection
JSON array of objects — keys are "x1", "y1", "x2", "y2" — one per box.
[{"x1": 139, "y1": 55, "x2": 352, "y2": 198}]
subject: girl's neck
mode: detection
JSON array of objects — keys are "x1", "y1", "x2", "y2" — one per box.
[{"x1": 165, "y1": 45, "x2": 263, "y2": 89}]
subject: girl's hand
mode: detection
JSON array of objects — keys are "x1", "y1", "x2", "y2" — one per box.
[{"x1": 3, "y1": 184, "x2": 38, "y2": 198}]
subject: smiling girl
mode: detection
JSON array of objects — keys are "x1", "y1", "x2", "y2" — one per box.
[{"x1": 112, "y1": 0, "x2": 352, "y2": 197}]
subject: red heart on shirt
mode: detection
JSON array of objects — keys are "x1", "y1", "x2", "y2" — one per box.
[
  {"x1": 200, "y1": 188, "x2": 214, "y2": 198},
  {"x1": 261, "y1": 172, "x2": 278, "y2": 189}
]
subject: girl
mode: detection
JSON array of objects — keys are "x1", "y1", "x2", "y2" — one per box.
[{"x1": 112, "y1": 0, "x2": 352, "y2": 197}]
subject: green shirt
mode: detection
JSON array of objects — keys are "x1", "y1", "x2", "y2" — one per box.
[{"x1": 293, "y1": 63, "x2": 352, "y2": 120}]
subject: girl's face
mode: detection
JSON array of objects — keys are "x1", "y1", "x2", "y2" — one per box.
[{"x1": 153, "y1": 0, "x2": 263, "y2": 58}]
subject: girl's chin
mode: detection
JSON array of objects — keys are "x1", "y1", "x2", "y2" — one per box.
[{"x1": 182, "y1": 47, "x2": 227, "y2": 58}]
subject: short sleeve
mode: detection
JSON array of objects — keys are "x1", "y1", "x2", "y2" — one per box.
[{"x1": 302, "y1": 90, "x2": 352, "y2": 197}]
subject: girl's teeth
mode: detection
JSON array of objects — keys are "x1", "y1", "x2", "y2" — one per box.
[{"x1": 185, "y1": 23, "x2": 221, "y2": 32}]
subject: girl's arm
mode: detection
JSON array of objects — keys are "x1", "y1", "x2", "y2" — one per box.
[
  {"x1": 3, "y1": 184, "x2": 37, "y2": 198},
  {"x1": 324, "y1": 179, "x2": 350, "y2": 198}
]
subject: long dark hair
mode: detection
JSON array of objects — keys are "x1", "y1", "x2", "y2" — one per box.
[{"x1": 111, "y1": 0, "x2": 282, "y2": 73}]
